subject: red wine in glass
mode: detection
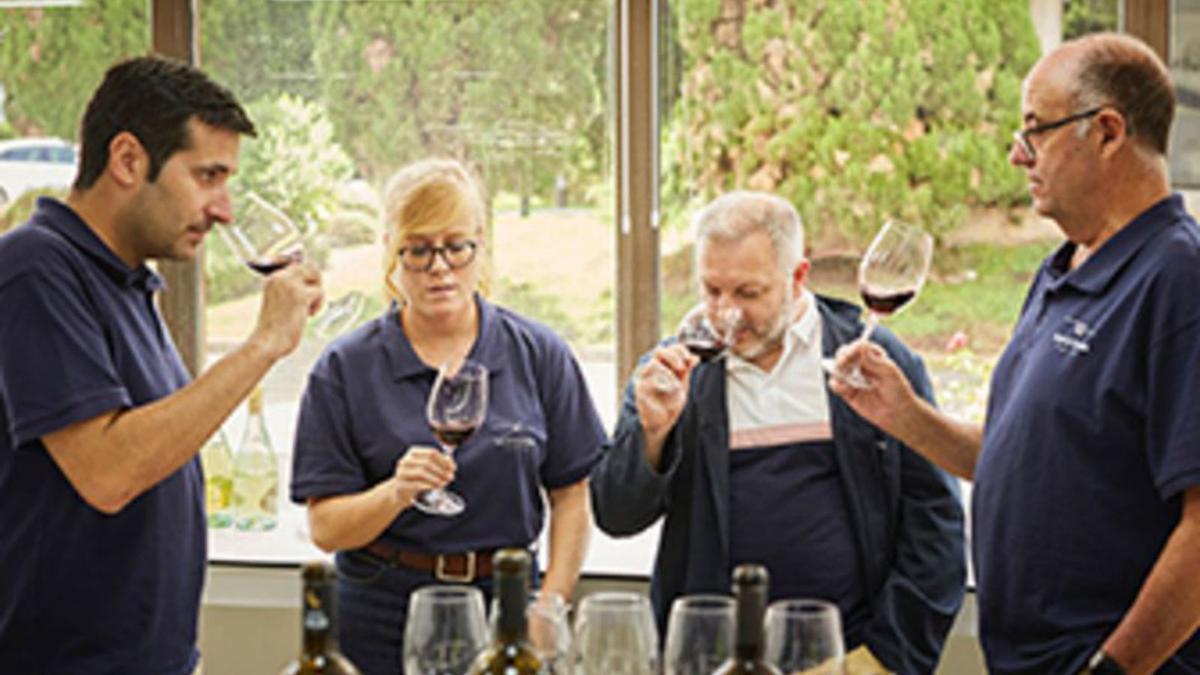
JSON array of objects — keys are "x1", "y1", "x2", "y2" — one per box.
[
  {"x1": 859, "y1": 285, "x2": 917, "y2": 316},
  {"x1": 431, "y1": 423, "x2": 477, "y2": 448},
  {"x1": 683, "y1": 338, "x2": 727, "y2": 363}
]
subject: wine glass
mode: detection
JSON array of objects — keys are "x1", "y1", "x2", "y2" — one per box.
[
  {"x1": 763, "y1": 600, "x2": 845, "y2": 674},
  {"x1": 217, "y1": 190, "x2": 366, "y2": 337},
  {"x1": 663, "y1": 595, "x2": 736, "y2": 675},
  {"x1": 417, "y1": 358, "x2": 488, "y2": 516},
  {"x1": 654, "y1": 303, "x2": 743, "y2": 392},
  {"x1": 822, "y1": 220, "x2": 933, "y2": 388},
  {"x1": 676, "y1": 303, "x2": 743, "y2": 363},
  {"x1": 571, "y1": 592, "x2": 659, "y2": 675},
  {"x1": 403, "y1": 585, "x2": 489, "y2": 675}
]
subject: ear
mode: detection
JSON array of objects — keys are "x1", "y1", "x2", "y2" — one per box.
[
  {"x1": 792, "y1": 258, "x2": 811, "y2": 294},
  {"x1": 1094, "y1": 108, "x2": 1128, "y2": 160},
  {"x1": 106, "y1": 131, "x2": 147, "y2": 188}
]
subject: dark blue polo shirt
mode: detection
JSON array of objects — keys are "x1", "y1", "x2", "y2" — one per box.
[
  {"x1": 728, "y1": 439, "x2": 869, "y2": 647},
  {"x1": 291, "y1": 297, "x2": 605, "y2": 553},
  {"x1": 975, "y1": 195, "x2": 1200, "y2": 674},
  {"x1": 0, "y1": 199, "x2": 203, "y2": 674}
]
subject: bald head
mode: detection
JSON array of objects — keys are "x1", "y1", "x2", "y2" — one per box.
[{"x1": 1038, "y1": 33, "x2": 1175, "y2": 155}]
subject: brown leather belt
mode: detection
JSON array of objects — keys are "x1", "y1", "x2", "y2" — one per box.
[{"x1": 364, "y1": 542, "x2": 496, "y2": 582}]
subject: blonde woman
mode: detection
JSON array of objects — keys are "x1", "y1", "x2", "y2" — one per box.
[{"x1": 290, "y1": 159, "x2": 604, "y2": 674}]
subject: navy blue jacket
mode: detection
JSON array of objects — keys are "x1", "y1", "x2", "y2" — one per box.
[{"x1": 590, "y1": 295, "x2": 965, "y2": 674}]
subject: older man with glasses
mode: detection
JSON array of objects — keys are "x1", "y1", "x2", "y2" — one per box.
[{"x1": 833, "y1": 32, "x2": 1200, "y2": 675}]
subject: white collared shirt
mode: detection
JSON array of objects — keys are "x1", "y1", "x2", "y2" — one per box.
[{"x1": 725, "y1": 290, "x2": 832, "y2": 449}]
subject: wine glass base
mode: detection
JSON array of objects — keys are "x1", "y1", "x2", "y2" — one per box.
[
  {"x1": 820, "y1": 357, "x2": 871, "y2": 389},
  {"x1": 413, "y1": 489, "x2": 466, "y2": 516}
]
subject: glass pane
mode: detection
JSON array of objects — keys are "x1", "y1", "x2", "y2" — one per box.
[
  {"x1": 0, "y1": 2, "x2": 145, "y2": 215},
  {"x1": 1171, "y1": 0, "x2": 1200, "y2": 188},
  {"x1": 199, "y1": 0, "x2": 615, "y2": 559},
  {"x1": 659, "y1": 1, "x2": 1056, "y2": 419}
]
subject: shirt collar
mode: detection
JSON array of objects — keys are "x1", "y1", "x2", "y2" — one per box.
[
  {"x1": 383, "y1": 294, "x2": 505, "y2": 381},
  {"x1": 726, "y1": 289, "x2": 819, "y2": 374},
  {"x1": 1046, "y1": 194, "x2": 1188, "y2": 295},
  {"x1": 32, "y1": 197, "x2": 163, "y2": 292}
]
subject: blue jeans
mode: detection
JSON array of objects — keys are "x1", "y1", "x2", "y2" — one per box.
[{"x1": 333, "y1": 550, "x2": 539, "y2": 675}]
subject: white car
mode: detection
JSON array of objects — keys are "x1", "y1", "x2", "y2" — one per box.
[{"x1": 0, "y1": 137, "x2": 77, "y2": 208}]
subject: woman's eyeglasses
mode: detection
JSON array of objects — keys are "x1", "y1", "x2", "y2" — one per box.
[{"x1": 397, "y1": 240, "x2": 478, "y2": 272}]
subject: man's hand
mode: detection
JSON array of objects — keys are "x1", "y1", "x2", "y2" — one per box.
[
  {"x1": 248, "y1": 260, "x2": 323, "y2": 360},
  {"x1": 391, "y1": 445, "x2": 456, "y2": 507},
  {"x1": 828, "y1": 340, "x2": 918, "y2": 435},
  {"x1": 633, "y1": 344, "x2": 697, "y2": 458}
]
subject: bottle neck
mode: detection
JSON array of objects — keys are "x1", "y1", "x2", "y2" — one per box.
[
  {"x1": 301, "y1": 581, "x2": 335, "y2": 657},
  {"x1": 494, "y1": 572, "x2": 528, "y2": 644},
  {"x1": 734, "y1": 585, "x2": 767, "y2": 660}
]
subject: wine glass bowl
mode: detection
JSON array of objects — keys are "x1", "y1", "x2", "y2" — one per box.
[
  {"x1": 221, "y1": 190, "x2": 305, "y2": 275},
  {"x1": 663, "y1": 594, "x2": 736, "y2": 675},
  {"x1": 676, "y1": 303, "x2": 743, "y2": 363},
  {"x1": 403, "y1": 585, "x2": 489, "y2": 675},
  {"x1": 417, "y1": 358, "x2": 488, "y2": 516},
  {"x1": 571, "y1": 591, "x2": 659, "y2": 675},
  {"x1": 763, "y1": 599, "x2": 845, "y2": 674},
  {"x1": 823, "y1": 219, "x2": 933, "y2": 388}
]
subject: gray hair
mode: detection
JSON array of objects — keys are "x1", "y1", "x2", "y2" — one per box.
[
  {"x1": 693, "y1": 191, "x2": 805, "y2": 276},
  {"x1": 1068, "y1": 32, "x2": 1175, "y2": 155}
]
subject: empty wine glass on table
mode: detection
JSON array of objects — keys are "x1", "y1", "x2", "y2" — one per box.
[
  {"x1": 764, "y1": 599, "x2": 845, "y2": 675},
  {"x1": 403, "y1": 585, "x2": 489, "y2": 675},
  {"x1": 571, "y1": 592, "x2": 659, "y2": 675},
  {"x1": 663, "y1": 595, "x2": 736, "y2": 675},
  {"x1": 218, "y1": 190, "x2": 366, "y2": 338},
  {"x1": 822, "y1": 219, "x2": 933, "y2": 388},
  {"x1": 417, "y1": 358, "x2": 488, "y2": 517}
]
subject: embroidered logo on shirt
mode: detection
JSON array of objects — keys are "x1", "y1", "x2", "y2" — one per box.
[{"x1": 1052, "y1": 315, "x2": 1094, "y2": 355}]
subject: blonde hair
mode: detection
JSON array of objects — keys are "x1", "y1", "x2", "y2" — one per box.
[{"x1": 381, "y1": 158, "x2": 489, "y2": 303}]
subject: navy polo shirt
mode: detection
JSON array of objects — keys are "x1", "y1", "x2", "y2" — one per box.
[
  {"x1": 291, "y1": 297, "x2": 605, "y2": 554},
  {"x1": 728, "y1": 439, "x2": 868, "y2": 647},
  {"x1": 0, "y1": 199, "x2": 203, "y2": 674},
  {"x1": 975, "y1": 195, "x2": 1200, "y2": 674}
]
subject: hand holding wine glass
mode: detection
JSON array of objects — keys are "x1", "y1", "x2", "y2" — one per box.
[
  {"x1": 416, "y1": 358, "x2": 488, "y2": 517},
  {"x1": 823, "y1": 220, "x2": 933, "y2": 389}
]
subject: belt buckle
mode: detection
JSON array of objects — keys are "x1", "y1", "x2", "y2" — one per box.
[{"x1": 435, "y1": 552, "x2": 476, "y2": 583}]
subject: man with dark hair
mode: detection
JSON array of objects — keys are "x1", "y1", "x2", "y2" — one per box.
[
  {"x1": 833, "y1": 33, "x2": 1200, "y2": 674},
  {"x1": 0, "y1": 56, "x2": 322, "y2": 673},
  {"x1": 592, "y1": 191, "x2": 965, "y2": 674}
]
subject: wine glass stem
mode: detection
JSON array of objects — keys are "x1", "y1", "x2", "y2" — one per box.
[{"x1": 858, "y1": 311, "x2": 879, "y2": 344}]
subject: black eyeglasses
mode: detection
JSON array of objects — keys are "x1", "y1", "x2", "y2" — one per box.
[
  {"x1": 1012, "y1": 107, "x2": 1105, "y2": 161},
  {"x1": 397, "y1": 240, "x2": 478, "y2": 272}
]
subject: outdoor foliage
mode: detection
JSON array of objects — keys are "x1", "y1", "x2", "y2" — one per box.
[
  {"x1": 0, "y1": 3, "x2": 146, "y2": 138},
  {"x1": 307, "y1": 1, "x2": 609, "y2": 196},
  {"x1": 1063, "y1": 0, "x2": 1120, "y2": 40},
  {"x1": 662, "y1": 0, "x2": 1041, "y2": 248}
]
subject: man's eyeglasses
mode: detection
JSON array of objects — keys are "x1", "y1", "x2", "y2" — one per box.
[
  {"x1": 1012, "y1": 107, "x2": 1105, "y2": 161},
  {"x1": 397, "y1": 240, "x2": 479, "y2": 272}
]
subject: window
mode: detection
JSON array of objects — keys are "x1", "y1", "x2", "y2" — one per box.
[{"x1": 1170, "y1": 0, "x2": 1200, "y2": 187}]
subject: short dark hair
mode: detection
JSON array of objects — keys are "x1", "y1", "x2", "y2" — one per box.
[
  {"x1": 74, "y1": 56, "x2": 256, "y2": 190},
  {"x1": 1072, "y1": 33, "x2": 1175, "y2": 155}
]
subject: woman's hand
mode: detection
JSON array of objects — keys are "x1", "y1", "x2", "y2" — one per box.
[{"x1": 391, "y1": 444, "x2": 456, "y2": 508}]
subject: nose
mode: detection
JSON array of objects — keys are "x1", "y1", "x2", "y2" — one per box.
[
  {"x1": 426, "y1": 247, "x2": 453, "y2": 273},
  {"x1": 210, "y1": 188, "x2": 234, "y2": 225},
  {"x1": 1009, "y1": 134, "x2": 1033, "y2": 167}
]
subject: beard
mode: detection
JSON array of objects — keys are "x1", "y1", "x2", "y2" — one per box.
[{"x1": 731, "y1": 286, "x2": 797, "y2": 362}]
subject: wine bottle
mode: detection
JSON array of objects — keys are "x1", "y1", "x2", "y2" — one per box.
[
  {"x1": 232, "y1": 386, "x2": 278, "y2": 531},
  {"x1": 714, "y1": 564, "x2": 782, "y2": 675},
  {"x1": 279, "y1": 561, "x2": 362, "y2": 675},
  {"x1": 468, "y1": 549, "x2": 544, "y2": 675},
  {"x1": 201, "y1": 429, "x2": 235, "y2": 528}
]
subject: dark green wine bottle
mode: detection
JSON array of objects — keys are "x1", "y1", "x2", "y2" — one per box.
[
  {"x1": 279, "y1": 561, "x2": 361, "y2": 675},
  {"x1": 468, "y1": 549, "x2": 545, "y2": 675},
  {"x1": 714, "y1": 564, "x2": 782, "y2": 675}
]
